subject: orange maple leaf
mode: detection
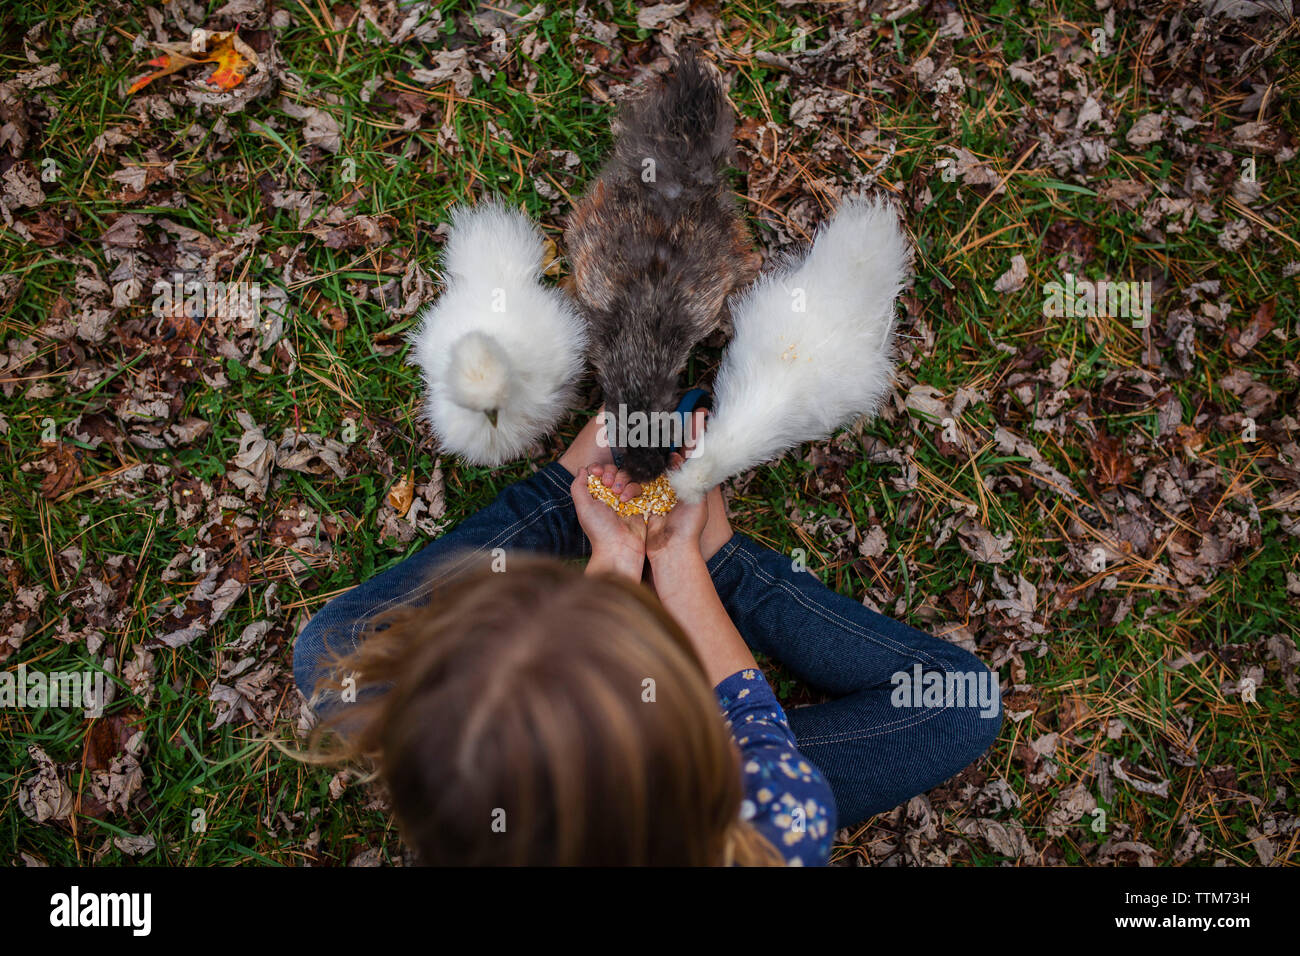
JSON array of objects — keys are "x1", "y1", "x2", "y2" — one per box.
[{"x1": 128, "y1": 29, "x2": 259, "y2": 95}]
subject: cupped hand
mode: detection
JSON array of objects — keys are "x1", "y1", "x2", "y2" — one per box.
[
  {"x1": 571, "y1": 464, "x2": 647, "y2": 579},
  {"x1": 645, "y1": 499, "x2": 708, "y2": 564},
  {"x1": 644, "y1": 449, "x2": 708, "y2": 564}
]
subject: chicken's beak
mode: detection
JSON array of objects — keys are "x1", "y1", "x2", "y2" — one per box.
[{"x1": 485, "y1": 408, "x2": 498, "y2": 428}]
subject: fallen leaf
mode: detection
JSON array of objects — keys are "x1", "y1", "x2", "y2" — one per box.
[
  {"x1": 1097, "y1": 840, "x2": 1159, "y2": 866},
  {"x1": 1087, "y1": 433, "x2": 1133, "y2": 487},
  {"x1": 387, "y1": 471, "x2": 415, "y2": 517},
  {"x1": 18, "y1": 745, "x2": 73, "y2": 824},
  {"x1": 1125, "y1": 112, "x2": 1165, "y2": 146},
  {"x1": 280, "y1": 98, "x2": 342, "y2": 154},
  {"x1": 276, "y1": 429, "x2": 349, "y2": 477},
  {"x1": 1227, "y1": 299, "x2": 1276, "y2": 358},
  {"x1": 993, "y1": 254, "x2": 1029, "y2": 293},
  {"x1": 113, "y1": 833, "x2": 157, "y2": 857},
  {"x1": 128, "y1": 30, "x2": 259, "y2": 94},
  {"x1": 636, "y1": 2, "x2": 689, "y2": 29},
  {"x1": 38, "y1": 444, "x2": 82, "y2": 500},
  {"x1": 956, "y1": 519, "x2": 1015, "y2": 565},
  {"x1": 1112, "y1": 758, "x2": 1170, "y2": 797},
  {"x1": 310, "y1": 213, "x2": 397, "y2": 250}
]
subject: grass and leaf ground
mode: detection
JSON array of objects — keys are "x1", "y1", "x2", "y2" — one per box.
[{"x1": 2, "y1": 0, "x2": 1298, "y2": 865}]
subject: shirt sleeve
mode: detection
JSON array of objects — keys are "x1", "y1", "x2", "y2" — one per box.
[{"x1": 714, "y1": 668, "x2": 837, "y2": 866}]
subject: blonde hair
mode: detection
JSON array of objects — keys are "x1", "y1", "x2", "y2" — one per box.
[{"x1": 307, "y1": 553, "x2": 784, "y2": 866}]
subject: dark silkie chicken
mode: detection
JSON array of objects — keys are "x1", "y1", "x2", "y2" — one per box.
[{"x1": 565, "y1": 54, "x2": 759, "y2": 481}]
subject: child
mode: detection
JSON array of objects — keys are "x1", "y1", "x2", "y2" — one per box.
[{"x1": 294, "y1": 412, "x2": 1001, "y2": 865}]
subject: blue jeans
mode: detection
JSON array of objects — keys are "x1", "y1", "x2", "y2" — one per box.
[{"x1": 293, "y1": 460, "x2": 1003, "y2": 827}]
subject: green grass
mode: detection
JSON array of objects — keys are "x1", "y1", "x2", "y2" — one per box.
[{"x1": 2, "y1": 0, "x2": 1297, "y2": 865}]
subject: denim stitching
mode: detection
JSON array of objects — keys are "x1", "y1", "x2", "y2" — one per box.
[
  {"x1": 795, "y1": 702, "x2": 999, "y2": 747},
  {"x1": 731, "y1": 543, "x2": 944, "y2": 664},
  {"x1": 708, "y1": 536, "x2": 951, "y2": 740},
  {"x1": 706, "y1": 536, "x2": 743, "y2": 580},
  {"x1": 540, "y1": 464, "x2": 573, "y2": 497},
  {"x1": 727, "y1": 543, "x2": 974, "y2": 743}
]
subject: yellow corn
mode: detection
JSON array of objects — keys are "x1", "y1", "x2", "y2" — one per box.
[{"x1": 587, "y1": 473, "x2": 677, "y2": 518}]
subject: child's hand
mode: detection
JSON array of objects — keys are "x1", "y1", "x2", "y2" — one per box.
[
  {"x1": 646, "y1": 409, "x2": 713, "y2": 566},
  {"x1": 571, "y1": 464, "x2": 647, "y2": 580},
  {"x1": 645, "y1": 489, "x2": 709, "y2": 566}
]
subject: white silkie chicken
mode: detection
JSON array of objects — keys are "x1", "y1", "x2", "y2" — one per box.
[
  {"x1": 670, "y1": 197, "x2": 911, "y2": 502},
  {"x1": 409, "y1": 202, "x2": 587, "y2": 466}
]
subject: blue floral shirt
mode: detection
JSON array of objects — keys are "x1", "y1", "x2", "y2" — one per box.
[{"x1": 715, "y1": 668, "x2": 836, "y2": 865}]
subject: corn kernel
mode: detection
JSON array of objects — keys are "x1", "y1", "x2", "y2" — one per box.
[{"x1": 587, "y1": 473, "x2": 677, "y2": 519}]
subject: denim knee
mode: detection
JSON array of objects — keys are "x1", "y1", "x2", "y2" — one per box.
[
  {"x1": 293, "y1": 612, "x2": 329, "y2": 700},
  {"x1": 934, "y1": 644, "x2": 1003, "y2": 761},
  {"x1": 293, "y1": 606, "x2": 356, "y2": 701}
]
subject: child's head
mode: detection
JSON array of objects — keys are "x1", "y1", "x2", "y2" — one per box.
[{"x1": 312, "y1": 554, "x2": 782, "y2": 866}]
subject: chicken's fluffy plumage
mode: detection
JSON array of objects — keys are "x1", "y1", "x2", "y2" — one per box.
[
  {"x1": 409, "y1": 202, "x2": 586, "y2": 466},
  {"x1": 670, "y1": 198, "x2": 911, "y2": 502},
  {"x1": 566, "y1": 54, "x2": 758, "y2": 481}
]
